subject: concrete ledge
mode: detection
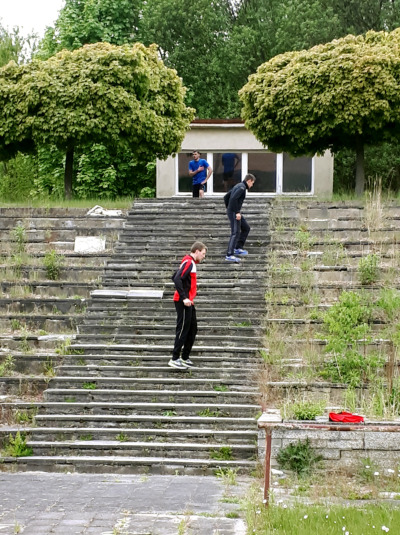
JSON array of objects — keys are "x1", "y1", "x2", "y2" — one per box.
[{"x1": 91, "y1": 289, "x2": 164, "y2": 299}]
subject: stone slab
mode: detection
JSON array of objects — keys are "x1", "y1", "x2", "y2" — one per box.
[{"x1": 75, "y1": 236, "x2": 106, "y2": 253}]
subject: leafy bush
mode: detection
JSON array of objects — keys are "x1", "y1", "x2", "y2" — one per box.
[
  {"x1": 3, "y1": 432, "x2": 33, "y2": 457},
  {"x1": 321, "y1": 291, "x2": 384, "y2": 387},
  {"x1": 277, "y1": 438, "x2": 322, "y2": 476},
  {"x1": 358, "y1": 254, "x2": 380, "y2": 285},
  {"x1": 284, "y1": 399, "x2": 325, "y2": 421},
  {"x1": 43, "y1": 250, "x2": 64, "y2": 280}
]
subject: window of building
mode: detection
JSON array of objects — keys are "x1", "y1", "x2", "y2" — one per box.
[
  {"x1": 177, "y1": 151, "x2": 313, "y2": 194},
  {"x1": 177, "y1": 152, "x2": 193, "y2": 193},
  {"x1": 213, "y1": 153, "x2": 242, "y2": 192},
  {"x1": 248, "y1": 152, "x2": 277, "y2": 193},
  {"x1": 282, "y1": 153, "x2": 312, "y2": 193}
]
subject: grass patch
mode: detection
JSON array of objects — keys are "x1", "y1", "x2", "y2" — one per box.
[{"x1": 245, "y1": 495, "x2": 400, "y2": 535}]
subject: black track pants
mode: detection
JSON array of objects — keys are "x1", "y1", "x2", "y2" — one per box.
[{"x1": 172, "y1": 301, "x2": 197, "y2": 360}]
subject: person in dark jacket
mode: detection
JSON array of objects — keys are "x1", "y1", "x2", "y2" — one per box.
[
  {"x1": 169, "y1": 241, "x2": 207, "y2": 369},
  {"x1": 224, "y1": 174, "x2": 256, "y2": 262}
]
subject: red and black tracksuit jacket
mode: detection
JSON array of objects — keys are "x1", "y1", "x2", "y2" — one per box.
[{"x1": 173, "y1": 254, "x2": 197, "y2": 303}]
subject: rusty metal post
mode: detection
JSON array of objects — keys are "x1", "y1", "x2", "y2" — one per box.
[{"x1": 264, "y1": 427, "x2": 272, "y2": 506}]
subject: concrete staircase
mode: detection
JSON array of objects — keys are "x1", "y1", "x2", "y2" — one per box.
[
  {"x1": 12, "y1": 198, "x2": 270, "y2": 474},
  {"x1": 263, "y1": 201, "x2": 400, "y2": 411}
]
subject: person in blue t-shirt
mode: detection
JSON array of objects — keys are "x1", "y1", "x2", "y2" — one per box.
[{"x1": 189, "y1": 150, "x2": 213, "y2": 198}]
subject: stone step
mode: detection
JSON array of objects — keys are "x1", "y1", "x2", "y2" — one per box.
[
  {"x1": 0, "y1": 314, "x2": 81, "y2": 332},
  {"x1": 82, "y1": 312, "x2": 263, "y2": 324},
  {"x1": 0, "y1": 266, "x2": 103, "y2": 283},
  {"x1": 34, "y1": 413, "x2": 257, "y2": 430},
  {"x1": 1, "y1": 281, "x2": 99, "y2": 299},
  {"x1": 61, "y1": 353, "x2": 260, "y2": 367},
  {"x1": 68, "y1": 343, "x2": 260, "y2": 356},
  {"x1": 1, "y1": 298, "x2": 88, "y2": 315},
  {"x1": 0, "y1": 334, "x2": 76, "y2": 351},
  {"x1": 46, "y1": 375, "x2": 256, "y2": 391},
  {"x1": 36, "y1": 399, "x2": 259, "y2": 415},
  {"x1": 0, "y1": 227, "x2": 122, "y2": 243},
  {"x1": 77, "y1": 324, "x2": 261, "y2": 337},
  {"x1": 27, "y1": 440, "x2": 256, "y2": 460},
  {"x1": 74, "y1": 332, "x2": 259, "y2": 347},
  {"x1": 28, "y1": 425, "x2": 257, "y2": 444},
  {"x1": 0, "y1": 354, "x2": 62, "y2": 374},
  {"x1": 56, "y1": 364, "x2": 259, "y2": 379},
  {"x1": 1, "y1": 454, "x2": 257, "y2": 475}
]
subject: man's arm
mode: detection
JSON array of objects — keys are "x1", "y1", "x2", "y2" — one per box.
[
  {"x1": 201, "y1": 165, "x2": 213, "y2": 184},
  {"x1": 189, "y1": 162, "x2": 204, "y2": 178}
]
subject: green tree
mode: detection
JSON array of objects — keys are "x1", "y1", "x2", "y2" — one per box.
[
  {"x1": 0, "y1": 22, "x2": 37, "y2": 66},
  {"x1": 141, "y1": 0, "x2": 236, "y2": 118},
  {"x1": 37, "y1": 0, "x2": 144, "y2": 59},
  {"x1": 240, "y1": 29, "x2": 400, "y2": 195},
  {"x1": 0, "y1": 42, "x2": 194, "y2": 198}
]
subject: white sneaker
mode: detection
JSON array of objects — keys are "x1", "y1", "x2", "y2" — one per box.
[{"x1": 168, "y1": 358, "x2": 187, "y2": 370}]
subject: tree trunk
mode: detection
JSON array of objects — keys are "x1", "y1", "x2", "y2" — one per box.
[
  {"x1": 64, "y1": 146, "x2": 74, "y2": 199},
  {"x1": 355, "y1": 138, "x2": 365, "y2": 196}
]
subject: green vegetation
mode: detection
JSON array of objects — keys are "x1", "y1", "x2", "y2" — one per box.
[
  {"x1": 116, "y1": 433, "x2": 129, "y2": 442},
  {"x1": 11, "y1": 223, "x2": 26, "y2": 255},
  {"x1": 2, "y1": 432, "x2": 33, "y2": 457},
  {"x1": 82, "y1": 382, "x2": 97, "y2": 390},
  {"x1": 321, "y1": 291, "x2": 380, "y2": 387},
  {"x1": 283, "y1": 399, "x2": 325, "y2": 421},
  {"x1": 240, "y1": 28, "x2": 400, "y2": 194},
  {"x1": 0, "y1": 42, "x2": 194, "y2": 198},
  {"x1": 0, "y1": 355, "x2": 15, "y2": 376},
  {"x1": 244, "y1": 492, "x2": 400, "y2": 535},
  {"x1": 277, "y1": 438, "x2": 322, "y2": 476},
  {"x1": 358, "y1": 253, "x2": 380, "y2": 285},
  {"x1": 210, "y1": 446, "x2": 233, "y2": 461},
  {"x1": 43, "y1": 250, "x2": 64, "y2": 280}
]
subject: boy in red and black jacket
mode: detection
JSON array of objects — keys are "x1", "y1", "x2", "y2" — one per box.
[{"x1": 169, "y1": 241, "x2": 207, "y2": 369}]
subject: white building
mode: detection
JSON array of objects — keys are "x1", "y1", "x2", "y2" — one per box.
[{"x1": 157, "y1": 120, "x2": 333, "y2": 198}]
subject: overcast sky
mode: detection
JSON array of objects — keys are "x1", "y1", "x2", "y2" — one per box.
[{"x1": 1, "y1": 0, "x2": 65, "y2": 38}]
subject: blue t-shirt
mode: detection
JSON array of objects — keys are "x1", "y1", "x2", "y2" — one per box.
[{"x1": 189, "y1": 159, "x2": 209, "y2": 185}]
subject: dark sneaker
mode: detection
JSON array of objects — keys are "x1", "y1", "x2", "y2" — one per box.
[
  {"x1": 225, "y1": 255, "x2": 240, "y2": 263},
  {"x1": 181, "y1": 359, "x2": 194, "y2": 368},
  {"x1": 168, "y1": 358, "x2": 187, "y2": 370},
  {"x1": 234, "y1": 248, "x2": 248, "y2": 255}
]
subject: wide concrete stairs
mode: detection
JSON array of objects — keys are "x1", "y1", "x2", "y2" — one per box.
[
  {"x1": 13, "y1": 199, "x2": 270, "y2": 475},
  {"x1": 264, "y1": 201, "x2": 400, "y2": 410}
]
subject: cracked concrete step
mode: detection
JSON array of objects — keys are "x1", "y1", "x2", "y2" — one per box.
[
  {"x1": 61, "y1": 353, "x2": 259, "y2": 367},
  {"x1": 28, "y1": 425, "x2": 257, "y2": 444},
  {"x1": 46, "y1": 375, "x2": 256, "y2": 391},
  {"x1": 0, "y1": 281, "x2": 100, "y2": 298},
  {"x1": 56, "y1": 364, "x2": 259, "y2": 379},
  {"x1": 74, "y1": 333, "x2": 260, "y2": 347},
  {"x1": 0, "y1": 298, "x2": 88, "y2": 314},
  {"x1": 40, "y1": 394, "x2": 258, "y2": 408},
  {"x1": 1, "y1": 455, "x2": 257, "y2": 475},
  {"x1": 80, "y1": 315, "x2": 262, "y2": 327},
  {"x1": 67, "y1": 343, "x2": 260, "y2": 356},
  {"x1": 33, "y1": 413, "x2": 257, "y2": 430},
  {"x1": 35, "y1": 404, "x2": 259, "y2": 420},
  {"x1": 27, "y1": 440, "x2": 257, "y2": 460},
  {"x1": 77, "y1": 324, "x2": 261, "y2": 337}
]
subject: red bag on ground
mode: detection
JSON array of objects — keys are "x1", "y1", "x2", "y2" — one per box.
[{"x1": 329, "y1": 411, "x2": 364, "y2": 423}]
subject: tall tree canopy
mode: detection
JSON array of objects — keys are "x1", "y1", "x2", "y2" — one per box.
[
  {"x1": 0, "y1": 42, "x2": 194, "y2": 197},
  {"x1": 37, "y1": 0, "x2": 144, "y2": 59},
  {"x1": 239, "y1": 28, "x2": 400, "y2": 194},
  {"x1": 140, "y1": 0, "x2": 236, "y2": 118}
]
